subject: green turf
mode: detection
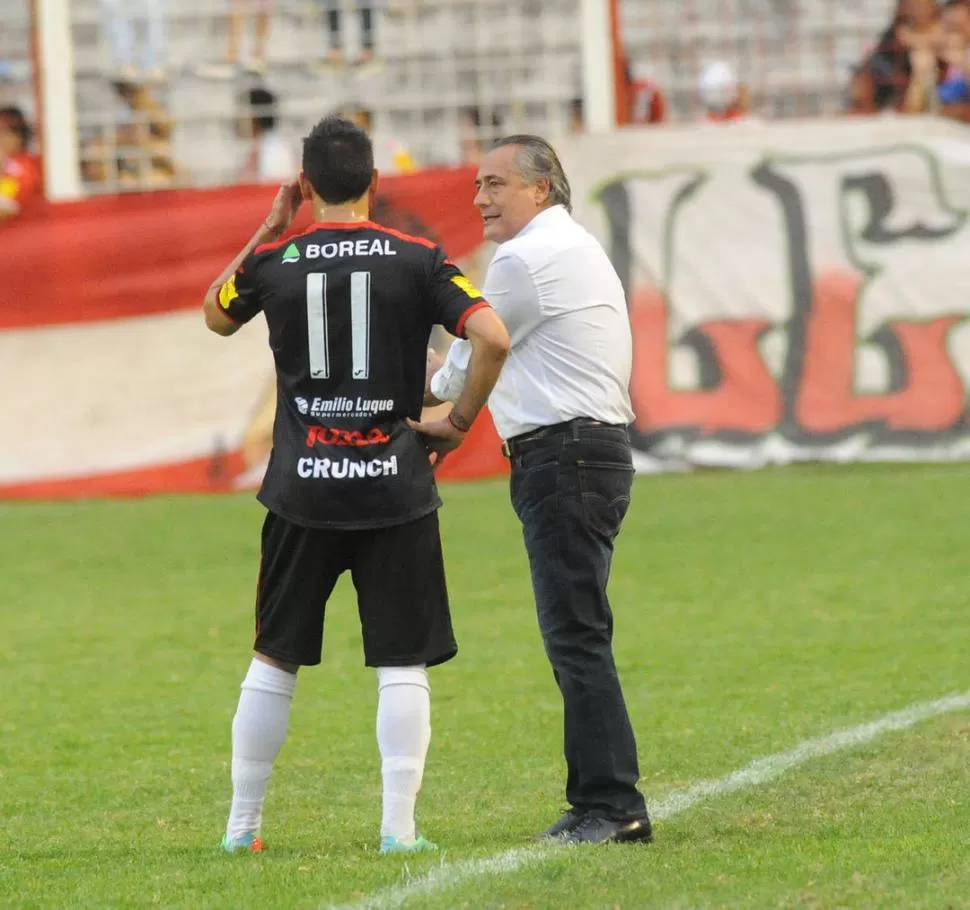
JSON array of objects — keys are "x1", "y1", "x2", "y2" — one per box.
[{"x1": 1, "y1": 464, "x2": 968, "y2": 909}]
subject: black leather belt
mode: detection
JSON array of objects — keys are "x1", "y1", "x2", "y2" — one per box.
[{"x1": 501, "y1": 417, "x2": 617, "y2": 458}]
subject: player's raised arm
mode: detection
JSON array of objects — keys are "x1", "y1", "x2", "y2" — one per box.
[{"x1": 203, "y1": 180, "x2": 303, "y2": 336}]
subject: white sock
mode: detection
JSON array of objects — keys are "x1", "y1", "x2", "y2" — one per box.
[
  {"x1": 225, "y1": 658, "x2": 297, "y2": 841},
  {"x1": 376, "y1": 666, "x2": 431, "y2": 840}
]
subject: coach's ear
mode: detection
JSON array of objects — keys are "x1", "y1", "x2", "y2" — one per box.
[{"x1": 368, "y1": 169, "x2": 380, "y2": 203}]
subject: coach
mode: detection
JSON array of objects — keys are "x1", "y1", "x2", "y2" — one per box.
[{"x1": 418, "y1": 135, "x2": 652, "y2": 845}]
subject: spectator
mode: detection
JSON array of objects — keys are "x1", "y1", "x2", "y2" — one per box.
[
  {"x1": 342, "y1": 104, "x2": 416, "y2": 174},
  {"x1": 238, "y1": 87, "x2": 297, "y2": 182},
  {"x1": 900, "y1": 0, "x2": 947, "y2": 111},
  {"x1": 317, "y1": 1, "x2": 381, "y2": 68},
  {"x1": 698, "y1": 61, "x2": 750, "y2": 122},
  {"x1": 114, "y1": 81, "x2": 176, "y2": 185},
  {"x1": 568, "y1": 97, "x2": 583, "y2": 133},
  {"x1": 626, "y1": 62, "x2": 667, "y2": 125},
  {"x1": 572, "y1": 67, "x2": 665, "y2": 133},
  {"x1": 99, "y1": 0, "x2": 168, "y2": 82},
  {"x1": 81, "y1": 81, "x2": 177, "y2": 189},
  {"x1": 457, "y1": 106, "x2": 501, "y2": 165},
  {"x1": 938, "y1": 0, "x2": 970, "y2": 110},
  {"x1": 199, "y1": 0, "x2": 273, "y2": 78},
  {"x1": 0, "y1": 105, "x2": 40, "y2": 220},
  {"x1": 849, "y1": 0, "x2": 945, "y2": 114}
]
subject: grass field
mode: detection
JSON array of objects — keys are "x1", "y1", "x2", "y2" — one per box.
[{"x1": 1, "y1": 464, "x2": 969, "y2": 909}]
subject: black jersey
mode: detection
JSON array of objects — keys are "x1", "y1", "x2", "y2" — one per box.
[{"x1": 218, "y1": 220, "x2": 490, "y2": 529}]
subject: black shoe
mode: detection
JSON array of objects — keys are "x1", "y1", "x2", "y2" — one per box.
[
  {"x1": 563, "y1": 814, "x2": 653, "y2": 845},
  {"x1": 537, "y1": 807, "x2": 587, "y2": 840}
]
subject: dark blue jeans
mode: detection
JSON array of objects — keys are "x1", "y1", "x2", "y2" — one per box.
[{"x1": 509, "y1": 420, "x2": 647, "y2": 820}]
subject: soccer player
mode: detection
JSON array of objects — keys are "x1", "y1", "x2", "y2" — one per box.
[{"x1": 202, "y1": 116, "x2": 510, "y2": 855}]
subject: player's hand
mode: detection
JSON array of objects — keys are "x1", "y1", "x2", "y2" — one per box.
[
  {"x1": 424, "y1": 347, "x2": 444, "y2": 406},
  {"x1": 263, "y1": 180, "x2": 303, "y2": 238},
  {"x1": 407, "y1": 414, "x2": 467, "y2": 468}
]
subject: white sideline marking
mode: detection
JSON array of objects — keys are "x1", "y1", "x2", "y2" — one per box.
[{"x1": 327, "y1": 689, "x2": 970, "y2": 910}]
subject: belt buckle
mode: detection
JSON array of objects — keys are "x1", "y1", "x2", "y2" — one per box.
[{"x1": 501, "y1": 440, "x2": 511, "y2": 459}]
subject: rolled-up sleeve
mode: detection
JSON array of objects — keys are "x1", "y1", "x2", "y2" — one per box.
[{"x1": 430, "y1": 337, "x2": 472, "y2": 403}]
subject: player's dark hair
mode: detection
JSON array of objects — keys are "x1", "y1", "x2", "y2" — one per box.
[
  {"x1": 248, "y1": 87, "x2": 278, "y2": 133},
  {"x1": 302, "y1": 115, "x2": 374, "y2": 204},
  {"x1": 490, "y1": 134, "x2": 572, "y2": 213},
  {"x1": 0, "y1": 105, "x2": 31, "y2": 149}
]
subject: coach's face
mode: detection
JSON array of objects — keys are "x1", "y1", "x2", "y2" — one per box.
[{"x1": 474, "y1": 145, "x2": 549, "y2": 244}]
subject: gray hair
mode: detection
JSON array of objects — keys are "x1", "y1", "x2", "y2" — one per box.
[{"x1": 491, "y1": 134, "x2": 572, "y2": 213}]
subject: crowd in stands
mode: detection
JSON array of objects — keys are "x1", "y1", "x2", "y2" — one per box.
[
  {"x1": 613, "y1": 0, "x2": 970, "y2": 127},
  {"x1": 1, "y1": 0, "x2": 969, "y2": 221},
  {"x1": 193, "y1": 0, "x2": 385, "y2": 79},
  {"x1": 849, "y1": 0, "x2": 970, "y2": 118},
  {"x1": 71, "y1": 1, "x2": 425, "y2": 194}
]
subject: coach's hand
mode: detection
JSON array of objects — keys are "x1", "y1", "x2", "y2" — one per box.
[
  {"x1": 407, "y1": 413, "x2": 468, "y2": 468},
  {"x1": 423, "y1": 347, "x2": 445, "y2": 406},
  {"x1": 263, "y1": 180, "x2": 304, "y2": 238}
]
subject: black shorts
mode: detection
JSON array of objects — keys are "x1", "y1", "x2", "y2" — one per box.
[{"x1": 253, "y1": 509, "x2": 457, "y2": 668}]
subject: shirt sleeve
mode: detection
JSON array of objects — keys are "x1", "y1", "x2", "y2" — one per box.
[
  {"x1": 481, "y1": 250, "x2": 543, "y2": 347},
  {"x1": 429, "y1": 338, "x2": 472, "y2": 404},
  {"x1": 428, "y1": 250, "x2": 542, "y2": 403},
  {"x1": 216, "y1": 251, "x2": 264, "y2": 325},
  {"x1": 427, "y1": 247, "x2": 492, "y2": 338}
]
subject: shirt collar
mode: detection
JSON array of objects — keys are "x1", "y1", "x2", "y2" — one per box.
[{"x1": 514, "y1": 204, "x2": 571, "y2": 238}]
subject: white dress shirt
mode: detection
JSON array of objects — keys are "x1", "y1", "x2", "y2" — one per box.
[{"x1": 431, "y1": 204, "x2": 635, "y2": 440}]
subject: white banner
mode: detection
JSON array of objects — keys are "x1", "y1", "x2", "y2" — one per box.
[{"x1": 562, "y1": 116, "x2": 970, "y2": 468}]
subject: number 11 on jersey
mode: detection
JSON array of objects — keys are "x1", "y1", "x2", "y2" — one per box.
[{"x1": 306, "y1": 271, "x2": 371, "y2": 380}]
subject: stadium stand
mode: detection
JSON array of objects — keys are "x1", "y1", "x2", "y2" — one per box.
[
  {"x1": 67, "y1": 0, "x2": 583, "y2": 191},
  {"x1": 0, "y1": 0, "x2": 34, "y2": 119},
  {"x1": 4, "y1": 0, "x2": 928, "y2": 193},
  {"x1": 618, "y1": 0, "x2": 898, "y2": 120}
]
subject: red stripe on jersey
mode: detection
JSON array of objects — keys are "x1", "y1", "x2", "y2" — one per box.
[
  {"x1": 366, "y1": 223, "x2": 438, "y2": 250},
  {"x1": 253, "y1": 220, "x2": 439, "y2": 255},
  {"x1": 254, "y1": 222, "x2": 330, "y2": 255},
  {"x1": 455, "y1": 300, "x2": 491, "y2": 338},
  {"x1": 220, "y1": 304, "x2": 245, "y2": 324}
]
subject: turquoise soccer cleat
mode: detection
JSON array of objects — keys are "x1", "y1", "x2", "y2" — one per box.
[
  {"x1": 220, "y1": 832, "x2": 264, "y2": 854},
  {"x1": 379, "y1": 834, "x2": 438, "y2": 855}
]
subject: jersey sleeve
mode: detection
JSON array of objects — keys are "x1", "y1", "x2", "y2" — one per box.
[
  {"x1": 427, "y1": 247, "x2": 491, "y2": 338},
  {"x1": 216, "y1": 251, "x2": 264, "y2": 325}
]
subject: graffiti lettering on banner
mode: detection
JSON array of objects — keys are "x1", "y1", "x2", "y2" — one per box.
[{"x1": 592, "y1": 144, "x2": 970, "y2": 464}]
